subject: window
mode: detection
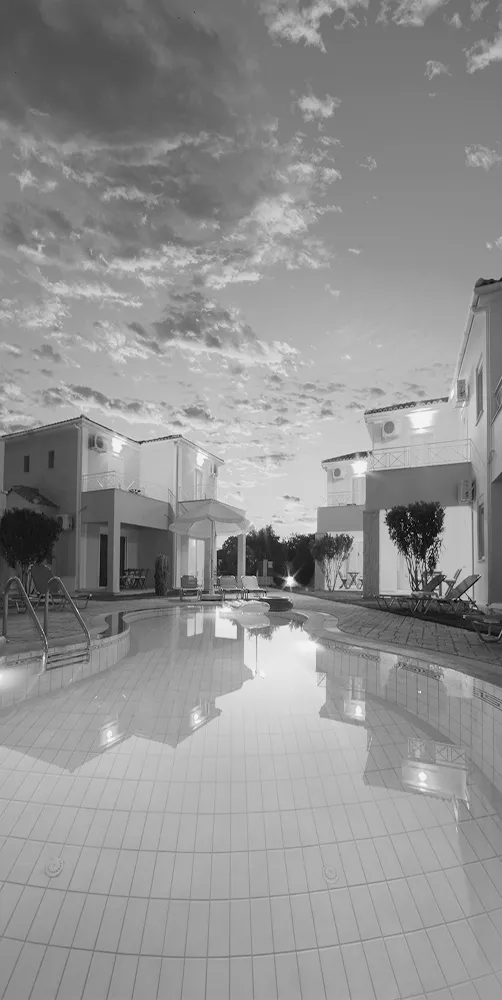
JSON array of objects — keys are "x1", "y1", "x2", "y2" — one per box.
[
  {"x1": 476, "y1": 363, "x2": 483, "y2": 421},
  {"x1": 48, "y1": 450, "x2": 55, "y2": 469},
  {"x1": 477, "y1": 501, "x2": 485, "y2": 560},
  {"x1": 23, "y1": 455, "x2": 30, "y2": 473}
]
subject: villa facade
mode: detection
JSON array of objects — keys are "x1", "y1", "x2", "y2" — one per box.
[
  {"x1": 316, "y1": 276, "x2": 502, "y2": 607},
  {"x1": 0, "y1": 416, "x2": 224, "y2": 595}
]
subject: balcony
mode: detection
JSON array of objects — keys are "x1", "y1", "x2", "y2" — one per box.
[
  {"x1": 82, "y1": 471, "x2": 176, "y2": 507},
  {"x1": 367, "y1": 439, "x2": 471, "y2": 472},
  {"x1": 327, "y1": 490, "x2": 357, "y2": 507}
]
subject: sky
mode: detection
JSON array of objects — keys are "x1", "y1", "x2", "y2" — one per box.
[{"x1": 0, "y1": 0, "x2": 501, "y2": 538}]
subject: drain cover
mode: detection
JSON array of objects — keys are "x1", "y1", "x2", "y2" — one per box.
[
  {"x1": 45, "y1": 858, "x2": 64, "y2": 878},
  {"x1": 323, "y1": 865, "x2": 339, "y2": 884}
]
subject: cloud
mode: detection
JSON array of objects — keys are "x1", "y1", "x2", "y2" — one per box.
[
  {"x1": 32, "y1": 343, "x2": 63, "y2": 364},
  {"x1": 282, "y1": 494, "x2": 302, "y2": 503},
  {"x1": 294, "y1": 91, "x2": 341, "y2": 122},
  {"x1": 260, "y1": 0, "x2": 369, "y2": 50},
  {"x1": 445, "y1": 12, "x2": 462, "y2": 28},
  {"x1": 148, "y1": 287, "x2": 299, "y2": 369},
  {"x1": 10, "y1": 169, "x2": 58, "y2": 193},
  {"x1": 324, "y1": 284, "x2": 341, "y2": 296},
  {"x1": 465, "y1": 144, "x2": 502, "y2": 169},
  {"x1": 470, "y1": 0, "x2": 489, "y2": 19},
  {"x1": 0, "y1": 0, "x2": 255, "y2": 143},
  {"x1": 348, "y1": 247, "x2": 361, "y2": 254},
  {"x1": 391, "y1": 0, "x2": 449, "y2": 26},
  {"x1": 0, "y1": 341, "x2": 22, "y2": 356},
  {"x1": 425, "y1": 60, "x2": 451, "y2": 79},
  {"x1": 466, "y1": 30, "x2": 502, "y2": 72},
  {"x1": 359, "y1": 156, "x2": 377, "y2": 170}
]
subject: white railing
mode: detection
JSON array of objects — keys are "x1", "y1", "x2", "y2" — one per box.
[
  {"x1": 368, "y1": 438, "x2": 471, "y2": 472},
  {"x1": 82, "y1": 472, "x2": 175, "y2": 507},
  {"x1": 179, "y1": 480, "x2": 217, "y2": 504},
  {"x1": 327, "y1": 490, "x2": 353, "y2": 506},
  {"x1": 408, "y1": 738, "x2": 468, "y2": 769}
]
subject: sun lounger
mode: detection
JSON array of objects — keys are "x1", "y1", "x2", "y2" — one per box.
[
  {"x1": 15, "y1": 564, "x2": 92, "y2": 613},
  {"x1": 375, "y1": 573, "x2": 445, "y2": 613},
  {"x1": 217, "y1": 576, "x2": 244, "y2": 601},
  {"x1": 240, "y1": 575, "x2": 268, "y2": 599},
  {"x1": 413, "y1": 574, "x2": 481, "y2": 616},
  {"x1": 180, "y1": 575, "x2": 202, "y2": 600}
]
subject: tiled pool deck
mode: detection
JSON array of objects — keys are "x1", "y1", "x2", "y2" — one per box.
[{"x1": 1, "y1": 595, "x2": 502, "y2": 998}]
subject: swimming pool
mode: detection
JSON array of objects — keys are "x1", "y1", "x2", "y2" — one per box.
[{"x1": 0, "y1": 605, "x2": 502, "y2": 999}]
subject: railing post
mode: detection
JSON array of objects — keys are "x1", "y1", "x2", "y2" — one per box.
[{"x1": 44, "y1": 590, "x2": 50, "y2": 638}]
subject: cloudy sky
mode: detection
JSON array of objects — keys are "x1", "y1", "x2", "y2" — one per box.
[{"x1": 0, "y1": 0, "x2": 501, "y2": 535}]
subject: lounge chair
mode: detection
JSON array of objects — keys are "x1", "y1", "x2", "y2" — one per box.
[
  {"x1": 17, "y1": 564, "x2": 92, "y2": 613},
  {"x1": 217, "y1": 575, "x2": 244, "y2": 601},
  {"x1": 180, "y1": 575, "x2": 202, "y2": 600},
  {"x1": 240, "y1": 575, "x2": 268, "y2": 600},
  {"x1": 414, "y1": 574, "x2": 481, "y2": 616},
  {"x1": 375, "y1": 573, "x2": 445, "y2": 612}
]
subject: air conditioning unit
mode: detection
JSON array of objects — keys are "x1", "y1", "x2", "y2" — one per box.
[
  {"x1": 330, "y1": 467, "x2": 345, "y2": 481},
  {"x1": 56, "y1": 514, "x2": 74, "y2": 531},
  {"x1": 381, "y1": 419, "x2": 400, "y2": 441},
  {"x1": 88, "y1": 434, "x2": 107, "y2": 452},
  {"x1": 456, "y1": 378, "x2": 469, "y2": 406},
  {"x1": 458, "y1": 480, "x2": 474, "y2": 504}
]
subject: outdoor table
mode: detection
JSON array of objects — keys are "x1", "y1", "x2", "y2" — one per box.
[
  {"x1": 356, "y1": 575, "x2": 363, "y2": 590},
  {"x1": 466, "y1": 613, "x2": 502, "y2": 643},
  {"x1": 338, "y1": 577, "x2": 350, "y2": 590},
  {"x1": 347, "y1": 571, "x2": 360, "y2": 589}
]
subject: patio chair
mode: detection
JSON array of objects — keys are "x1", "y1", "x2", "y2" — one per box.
[
  {"x1": 374, "y1": 573, "x2": 445, "y2": 613},
  {"x1": 18, "y1": 564, "x2": 92, "y2": 613},
  {"x1": 414, "y1": 574, "x2": 481, "y2": 616},
  {"x1": 240, "y1": 575, "x2": 268, "y2": 600},
  {"x1": 217, "y1": 575, "x2": 244, "y2": 601},
  {"x1": 180, "y1": 575, "x2": 202, "y2": 600}
]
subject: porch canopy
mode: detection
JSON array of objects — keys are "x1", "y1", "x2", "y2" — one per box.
[{"x1": 169, "y1": 499, "x2": 250, "y2": 594}]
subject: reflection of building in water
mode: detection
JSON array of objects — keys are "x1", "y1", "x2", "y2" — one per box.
[
  {"x1": 1, "y1": 609, "x2": 254, "y2": 771},
  {"x1": 318, "y1": 670, "x2": 366, "y2": 725},
  {"x1": 402, "y1": 738, "x2": 469, "y2": 808}
]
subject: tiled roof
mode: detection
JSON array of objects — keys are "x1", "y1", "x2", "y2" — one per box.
[
  {"x1": 8, "y1": 486, "x2": 59, "y2": 508},
  {"x1": 1, "y1": 417, "x2": 224, "y2": 463},
  {"x1": 322, "y1": 450, "x2": 371, "y2": 464},
  {"x1": 364, "y1": 396, "x2": 449, "y2": 416}
]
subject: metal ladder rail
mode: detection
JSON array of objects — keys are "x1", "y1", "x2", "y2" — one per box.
[
  {"x1": 44, "y1": 577, "x2": 91, "y2": 662},
  {"x1": 2, "y1": 576, "x2": 49, "y2": 671}
]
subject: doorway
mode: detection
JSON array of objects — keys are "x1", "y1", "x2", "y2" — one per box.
[
  {"x1": 120, "y1": 535, "x2": 127, "y2": 577},
  {"x1": 99, "y1": 533, "x2": 108, "y2": 587}
]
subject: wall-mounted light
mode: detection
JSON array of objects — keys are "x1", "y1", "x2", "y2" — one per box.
[
  {"x1": 352, "y1": 459, "x2": 367, "y2": 476},
  {"x1": 111, "y1": 437, "x2": 124, "y2": 455},
  {"x1": 408, "y1": 410, "x2": 437, "y2": 434},
  {"x1": 196, "y1": 452, "x2": 205, "y2": 468},
  {"x1": 418, "y1": 771, "x2": 428, "y2": 783}
]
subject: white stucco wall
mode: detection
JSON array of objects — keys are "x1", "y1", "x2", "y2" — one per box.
[{"x1": 379, "y1": 505, "x2": 473, "y2": 594}]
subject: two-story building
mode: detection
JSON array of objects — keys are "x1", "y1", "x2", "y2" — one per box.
[
  {"x1": 314, "y1": 451, "x2": 369, "y2": 589},
  {"x1": 316, "y1": 396, "x2": 475, "y2": 599},
  {"x1": 0, "y1": 415, "x2": 226, "y2": 596}
]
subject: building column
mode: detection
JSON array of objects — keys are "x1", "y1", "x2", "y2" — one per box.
[
  {"x1": 363, "y1": 510, "x2": 380, "y2": 599},
  {"x1": 237, "y1": 531, "x2": 246, "y2": 582},
  {"x1": 107, "y1": 508, "x2": 121, "y2": 594}
]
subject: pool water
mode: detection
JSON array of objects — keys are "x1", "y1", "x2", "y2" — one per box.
[{"x1": 0, "y1": 606, "x2": 502, "y2": 999}]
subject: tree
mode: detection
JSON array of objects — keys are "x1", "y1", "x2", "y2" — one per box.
[
  {"x1": 385, "y1": 500, "x2": 445, "y2": 592},
  {"x1": 154, "y1": 554, "x2": 170, "y2": 596},
  {"x1": 285, "y1": 533, "x2": 315, "y2": 587},
  {"x1": 310, "y1": 533, "x2": 354, "y2": 591},
  {"x1": 0, "y1": 508, "x2": 63, "y2": 589},
  {"x1": 218, "y1": 525, "x2": 287, "y2": 579}
]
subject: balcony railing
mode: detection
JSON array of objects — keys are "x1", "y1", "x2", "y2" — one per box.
[
  {"x1": 82, "y1": 471, "x2": 175, "y2": 507},
  {"x1": 179, "y1": 481, "x2": 217, "y2": 503},
  {"x1": 327, "y1": 490, "x2": 358, "y2": 506},
  {"x1": 367, "y1": 438, "x2": 471, "y2": 472}
]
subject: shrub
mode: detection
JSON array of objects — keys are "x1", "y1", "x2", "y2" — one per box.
[
  {"x1": 154, "y1": 554, "x2": 170, "y2": 596},
  {"x1": 0, "y1": 507, "x2": 62, "y2": 590}
]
